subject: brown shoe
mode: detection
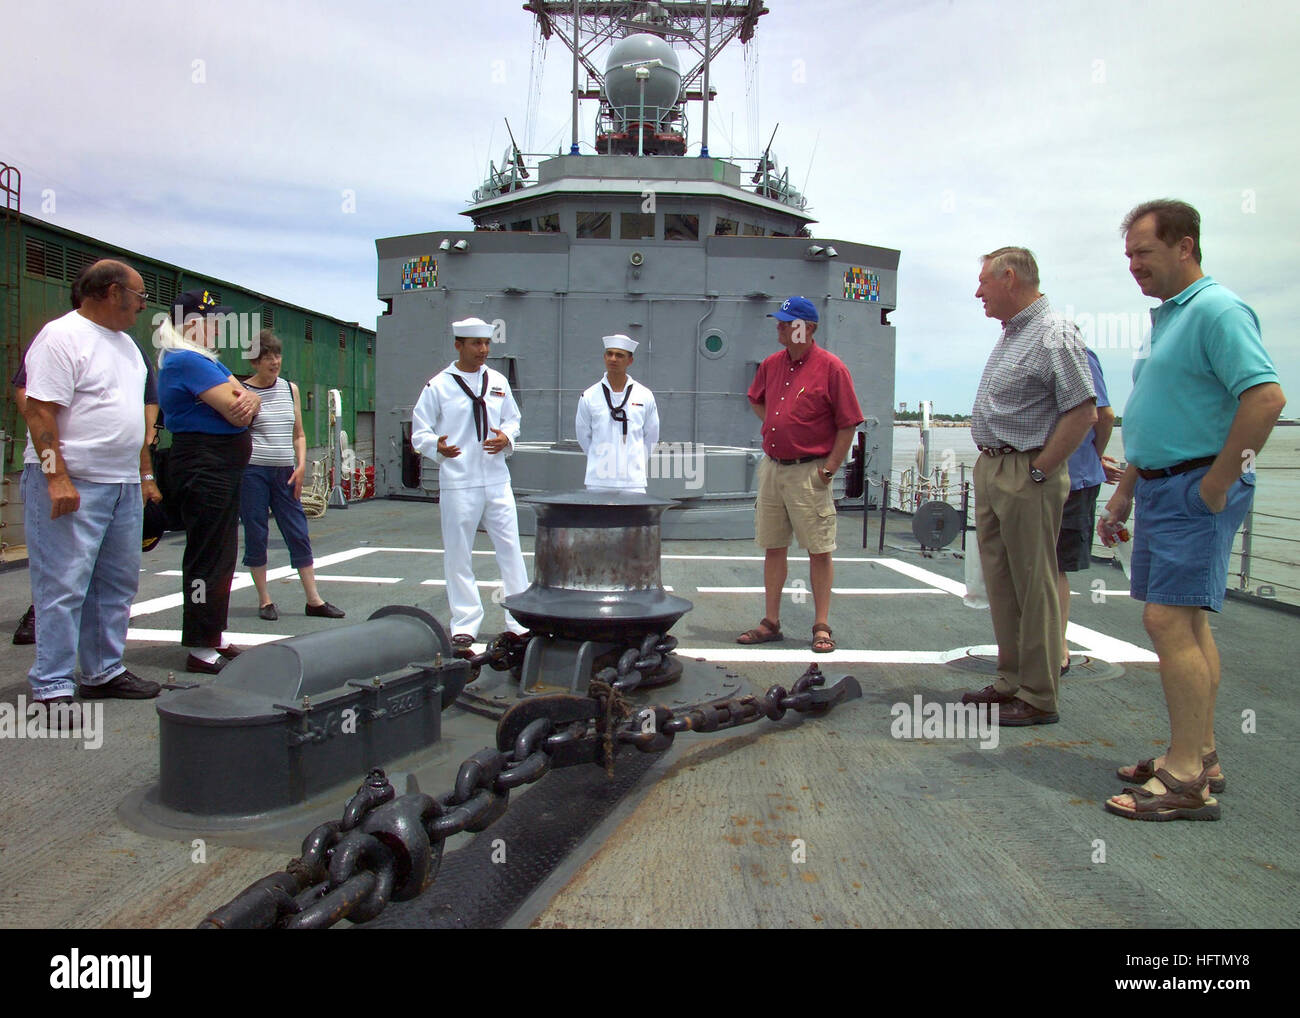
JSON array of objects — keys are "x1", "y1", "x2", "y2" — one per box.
[
  {"x1": 996, "y1": 697, "x2": 1059, "y2": 726},
  {"x1": 961, "y1": 684, "x2": 1014, "y2": 705},
  {"x1": 186, "y1": 654, "x2": 226, "y2": 675},
  {"x1": 737, "y1": 618, "x2": 783, "y2": 645}
]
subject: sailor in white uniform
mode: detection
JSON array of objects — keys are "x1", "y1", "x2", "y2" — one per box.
[
  {"x1": 575, "y1": 334, "x2": 660, "y2": 493},
  {"x1": 410, "y1": 317, "x2": 529, "y2": 648}
]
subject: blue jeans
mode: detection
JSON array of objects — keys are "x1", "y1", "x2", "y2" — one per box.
[
  {"x1": 22, "y1": 465, "x2": 142, "y2": 699},
  {"x1": 240, "y1": 464, "x2": 314, "y2": 568}
]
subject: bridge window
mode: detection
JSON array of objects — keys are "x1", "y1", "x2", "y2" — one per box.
[
  {"x1": 620, "y1": 212, "x2": 656, "y2": 239},
  {"x1": 576, "y1": 212, "x2": 611, "y2": 238},
  {"x1": 742, "y1": 223, "x2": 765, "y2": 236},
  {"x1": 538, "y1": 214, "x2": 560, "y2": 232},
  {"x1": 665, "y1": 213, "x2": 699, "y2": 241},
  {"x1": 714, "y1": 218, "x2": 738, "y2": 236}
]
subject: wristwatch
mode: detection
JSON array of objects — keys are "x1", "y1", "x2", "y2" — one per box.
[
  {"x1": 1028, "y1": 465, "x2": 1046, "y2": 483},
  {"x1": 141, "y1": 473, "x2": 156, "y2": 482},
  {"x1": 819, "y1": 466, "x2": 835, "y2": 480}
]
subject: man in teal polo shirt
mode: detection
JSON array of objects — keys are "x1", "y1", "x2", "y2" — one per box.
[{"x1": 1102, "y1": 199, "x2": 1286, "y2": 822}]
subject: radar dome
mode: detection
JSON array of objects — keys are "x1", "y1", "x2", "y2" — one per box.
[{"x1": 604, "y1": 34, "x2": 681, "y2": 123}]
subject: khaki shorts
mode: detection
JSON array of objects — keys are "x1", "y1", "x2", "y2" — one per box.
[{"x1": 755, "y1": 457, "x2": 837, "y2": 553}]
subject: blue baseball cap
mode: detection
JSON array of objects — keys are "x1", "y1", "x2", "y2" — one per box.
[{"x1": 768, "y1": 295, "x2": 818, "y2": 323}]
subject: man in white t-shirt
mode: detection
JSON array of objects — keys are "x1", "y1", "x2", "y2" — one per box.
[
  {"x1": 410, "y1": 317, "x2": 529, "y2": 653},
  {"x1": 575, "y1": 334, "x2": 660, "y2": 493},
  {"x1": 21, "y1": 259, "x2": 163, "y2": 706}
]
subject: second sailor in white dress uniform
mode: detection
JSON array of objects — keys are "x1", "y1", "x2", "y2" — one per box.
[
  {"x1": 575, "y1": 334, "x2": 660, "y2": 493},
  {"x1": 411, "y1": 317, "x2": 529, "y2": 644}
]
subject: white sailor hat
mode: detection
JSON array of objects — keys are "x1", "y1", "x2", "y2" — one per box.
[
  {"x1": 602, "y1": 334, "x2": 638, "y2": 353},
  {"x1": 453, "y1": 317, "x2": 493, "y2": 339}
]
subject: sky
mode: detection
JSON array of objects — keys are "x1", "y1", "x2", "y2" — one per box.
[{"x1": 3, "y1": 0, "x2": 1297, "y2": 417}]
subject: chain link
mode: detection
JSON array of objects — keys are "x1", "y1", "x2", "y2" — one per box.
[{"x1": 199, "y1": 658, "x2": 859, "y2": 929}]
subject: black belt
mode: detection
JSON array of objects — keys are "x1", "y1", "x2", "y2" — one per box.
[
  {"x1": 1137, "y1": 456, "x2": 1215, "y2": 480},
  {"x1": 767, "y1": 454, "x2": 822, "y2": 465},
  {"x1": 978, "y1": 445, "x2": 1040, "y2": 456}
]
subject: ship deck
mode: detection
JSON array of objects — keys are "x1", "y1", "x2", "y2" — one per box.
[{"x1": 1, "y1": 498, "x2": 1296, "y2": 929}]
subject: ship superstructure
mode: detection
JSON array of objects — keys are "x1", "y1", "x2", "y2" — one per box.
[{"x1": 375, "y1": 0, "x2": 898, "y2": 535}]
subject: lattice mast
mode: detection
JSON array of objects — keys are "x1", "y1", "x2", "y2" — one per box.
[{"x1": 522, "y1": 1, "x2": 768, "y2": 157}]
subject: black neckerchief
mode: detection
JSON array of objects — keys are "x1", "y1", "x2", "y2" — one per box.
[
  {"x1": 451, "y1": 370, "x2": 489, "y2": 442},
  {"x1": 602, "y1": 381, "x2": 633, "y2": 441}
]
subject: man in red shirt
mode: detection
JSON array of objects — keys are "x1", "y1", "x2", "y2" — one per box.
[{"x1": 740, "y1": 296, "x2": 863, "y2": 652}]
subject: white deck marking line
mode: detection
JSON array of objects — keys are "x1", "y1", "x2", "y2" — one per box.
[
  {"x1": 310, "y1": 575, "x2": 402, "y2": 584},
  {"x1": 695, "y1": 586, "x2": 944, "y2": 595},
  {"x1": 872, "y1": 557, "x2": 1156, "y2": 661},
  {"x1": 420, "y1": 580, "x2": 505, "y2": 588},
  {"x1": 872, "y1": 557, "x2": 969, "y2": 597},
  {"x1": 131, "y1": 547, "x2": 375, "y2": 618},
  {"x1": 1062, "y1": 622, "x2": 1157, "y2": 662},
  {"x1": 684, "y1": 641, "x2": 1158, "y2": 663},
  {"x1": 126, "y1": 629, "x2": 283, "y2": 646},
  {"x1": 365, "y1": 547, "x2": 535, "y2": 558},
  {"x1": 661, "y1": 554, "x2": 891, "y2": 562}
]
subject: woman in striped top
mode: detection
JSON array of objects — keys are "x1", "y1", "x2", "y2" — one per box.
[{"x1": 239, "y1": 330, "x2": 344, "y2": 622}]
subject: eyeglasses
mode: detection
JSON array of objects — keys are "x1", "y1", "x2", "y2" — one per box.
[{"x1": 117, "y1": 283, "x2": 149, "y2": 303}]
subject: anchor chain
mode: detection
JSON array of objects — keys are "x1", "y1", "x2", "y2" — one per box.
[{"x1": 199, "y1": 663, "x2": 859, "y2": 930}]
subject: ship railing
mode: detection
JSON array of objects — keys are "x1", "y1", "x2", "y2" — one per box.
[
  {"x1": 1233, "y1": 506, "x2": 1300, "y2": 609},
  {"x1": 596, "y1": 103, "x2": 683, "y2": 138},
  {"x1": 871, "y1": 464, "x2": 1300, "y2": 610}
]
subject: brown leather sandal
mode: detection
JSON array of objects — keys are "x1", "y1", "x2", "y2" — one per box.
[
  {"x1": 811, "y1": 624, "x2": 835, "y2": 653},
  {"x1": 737, "y1": 618, "x2": 783, "y2": 645},
  {"x1": 1104, "y1": 767, "x2": 1220, "y2": 822},
  {"x1": 1118, "y1": 750, "x2": 1225, "y2": 794}
]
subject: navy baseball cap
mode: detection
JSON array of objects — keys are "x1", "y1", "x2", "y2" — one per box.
[
  {"x1": 173, "y1": 289, "x2": 234, "y2": 319},
  {"x1": 142, "y1": 499, "x2": 168, "y2": 553},
  {"x1": 768, "y1": 295, "x2": 819, "y2": 323}
]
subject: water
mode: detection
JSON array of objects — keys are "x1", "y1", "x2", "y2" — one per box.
[{"x1": 890, "y1": 424, "x2": 1300, "y2": 604}]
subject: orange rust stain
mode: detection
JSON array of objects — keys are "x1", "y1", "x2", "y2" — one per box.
[
  {"x1": 800, "y1": 872, "x2": 818, "y2": 883},
  {"x1": 723, "y1": 834, "x2": 744, "y2": 845},
  {"x1": 852, "y1": 882, "x2": 862, "y2": 889},
  {"x1": 730, "y1": 815, "x2": 751, "y2": 826},
  {"x1": 812, "y1": 914, "x2": 823, "y2": 922}
]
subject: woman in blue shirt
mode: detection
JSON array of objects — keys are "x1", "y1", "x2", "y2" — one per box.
[{"x1": 157, "y1": 291, "x2": 260, "y2": 674}]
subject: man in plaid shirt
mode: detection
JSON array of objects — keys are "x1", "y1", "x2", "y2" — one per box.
[{"x1": 963, "y1": 247, "x2": 1097, "y2": 726}]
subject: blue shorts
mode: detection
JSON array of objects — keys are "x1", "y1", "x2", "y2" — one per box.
[{"x1": 1130, "y1": 466, "x2": 1254, "y2": 612}]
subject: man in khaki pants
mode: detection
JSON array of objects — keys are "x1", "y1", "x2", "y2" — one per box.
[{"x1": 964, "y1": 248, "x2": 1097, "y2": 725}]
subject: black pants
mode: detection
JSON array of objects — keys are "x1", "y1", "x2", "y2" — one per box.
[{"x1": 168, "y1": 431, "x2": 252, "y2": 647}]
